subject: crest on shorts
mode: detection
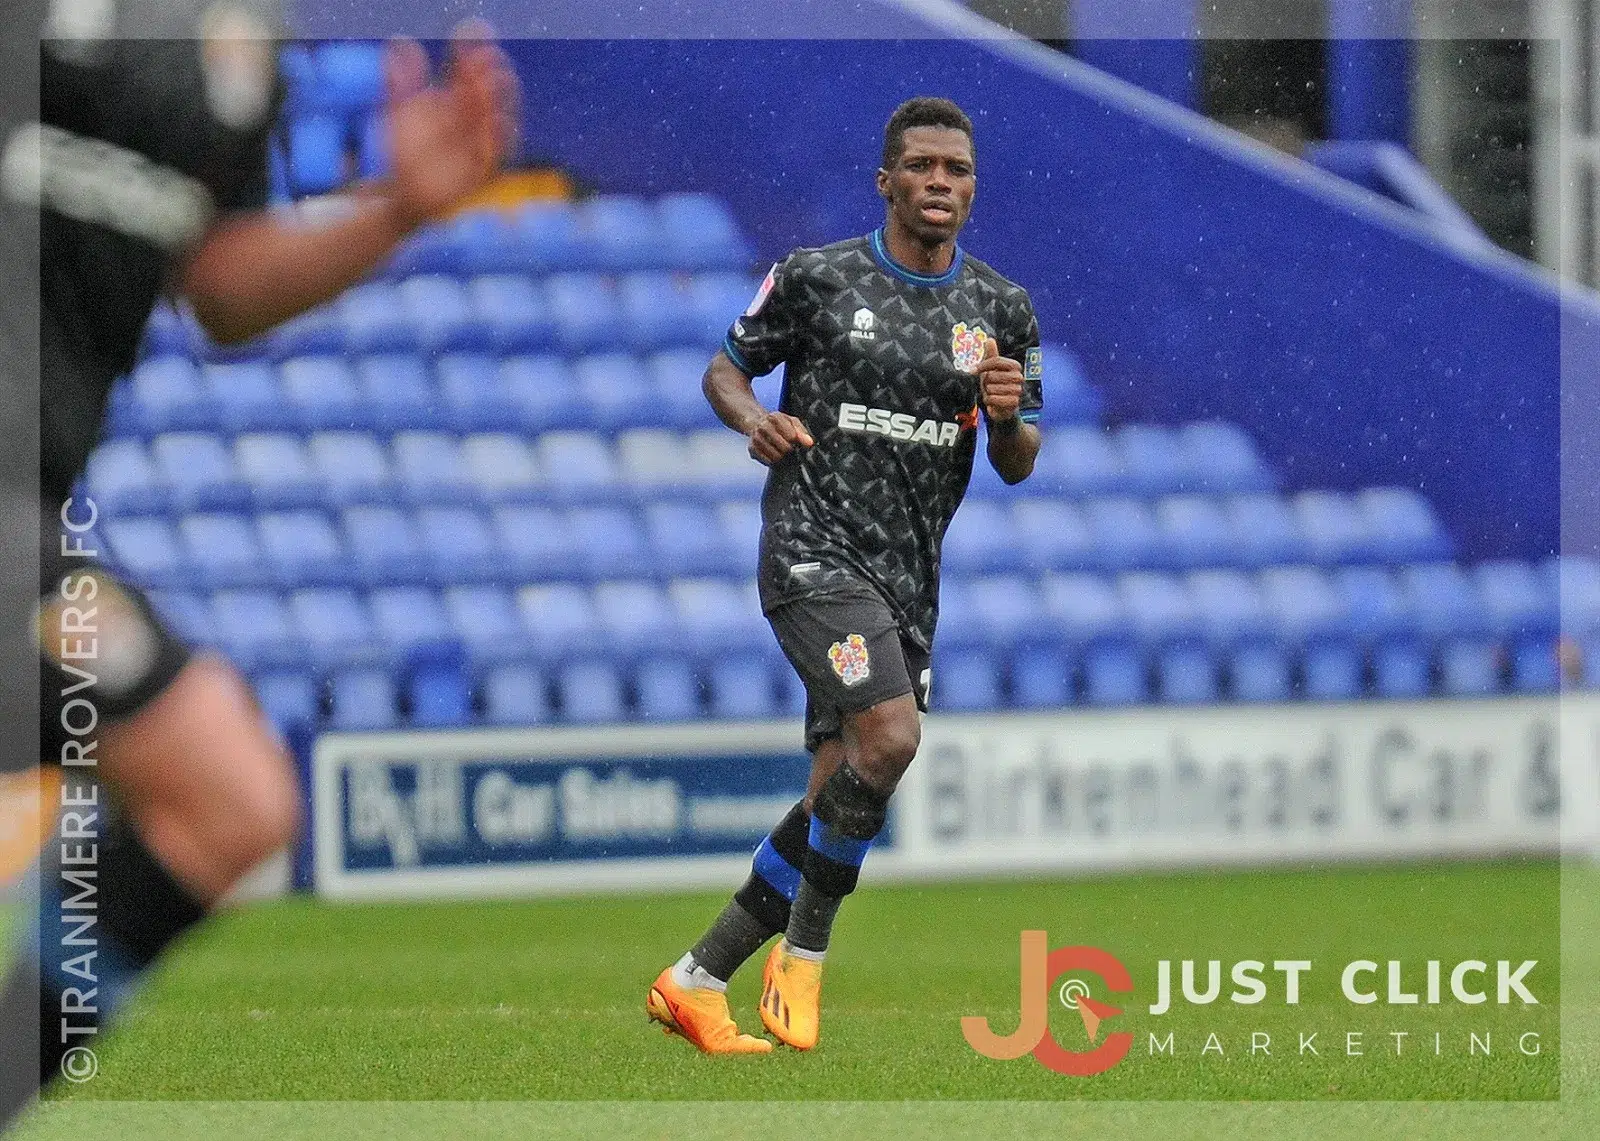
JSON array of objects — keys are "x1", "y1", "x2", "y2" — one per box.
[
  {"x1": 828, "y1": 634, "x2": 871, "y2": 687},
  {"x1": 950, "y1": 322, "x2": 990, "y2": 373}
]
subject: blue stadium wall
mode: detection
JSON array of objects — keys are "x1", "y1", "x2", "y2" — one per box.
[{"x1": 295, "y1": 0, "x2": 1598, "y2": 562}]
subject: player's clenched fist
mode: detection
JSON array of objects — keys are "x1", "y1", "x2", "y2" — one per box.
[
  {"x1": 974, "y1": 336, "x2": 1024, "y2": 424},
  {"x1": 747, "y1": 412, "x2": 815, "y2": 466}
]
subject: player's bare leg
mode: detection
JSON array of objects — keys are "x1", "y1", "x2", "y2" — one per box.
[
  {"x1": 1, "y1": 653, "x2": 298, "y2": 1119},
  {"x1": 763, "y1": 694, "x2": 919, "y2": 1048}
]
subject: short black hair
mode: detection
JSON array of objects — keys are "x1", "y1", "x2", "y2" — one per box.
[{"x1": 881, "y1": 97, "x2": 974, "y2": 170}]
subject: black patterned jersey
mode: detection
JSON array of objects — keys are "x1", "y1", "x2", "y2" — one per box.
[{"x1": 724, "y1": 229, "x2": 1043, "y2": 650}]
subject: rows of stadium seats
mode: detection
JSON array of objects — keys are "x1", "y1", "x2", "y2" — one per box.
[{"x1": 136, "y1": 556, "x2": 1599, "y2": 732}]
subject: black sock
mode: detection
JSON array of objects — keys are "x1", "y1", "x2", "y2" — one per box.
[
  {"x1": 689, "y1": 801, "x2": 809, "y2": 982},
  {"x1": 16, "y1": 806, "x2": 206, "y2": 1091},
  {"x1": 786, "y1": 763, "x2": 888, "y2": 955}
]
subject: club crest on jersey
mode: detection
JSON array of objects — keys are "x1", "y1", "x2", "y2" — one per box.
[
  {"x1": 745, "y1": 265, "x2": 778, "y2": 316},
  {"x1": 828, "y1": 634, "x2": 871, "y2": 687},
  {"x1": 951, "y1": 322, "x2": 990, "y2": 373}
]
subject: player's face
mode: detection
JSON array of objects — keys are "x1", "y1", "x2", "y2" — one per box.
[{"x1": 878, "y1": 126, "x2": 976, "y2": 245}]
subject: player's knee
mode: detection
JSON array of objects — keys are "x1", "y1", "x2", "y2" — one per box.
[
  {"x1": 227, "y1": 741, "x2": 301, "y2": 863},
  {"x1": 857, "y1": 716, "x2": 920, "y2": 786}
]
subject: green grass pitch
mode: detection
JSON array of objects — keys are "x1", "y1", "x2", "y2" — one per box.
[{"x1": 7, "y1": 857, "x2": 1597, "y2": 1140}]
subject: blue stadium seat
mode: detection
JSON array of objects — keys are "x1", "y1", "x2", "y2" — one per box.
[
  {"x1": 279, "y1": 43, "x2": 318, "y2": 111},
  {"x1": 416, "y1": 506, "x2": 498, "y2": 583},
  {"x1": 280, "y1": 356, "x2": 363, "y2": 431},
  {"x1": 151, "y1": 433, "x2": 251, "y2": 512},
  {"x1": 658, "y1": 192, "x2": 751, "y2": 271},
  {"x1": 212, "y1": 589, "x2": 302, "y2": 671},
  {"x1": 1118, "y1": 572, "x2": 1204, "y2": 648},
  {"x1": 619, "y1": 273, "x2": 699, "y2": 352},
  {"x1": 327, "y1": 668, "x2": 399, "y2": 731},
  {"x1": 1155, "y1": 496, "x2": 1235, "y2": 569},
  {"x1": 1358, "y1": 487, "x2": 1452, "y2": 562},
  {"x1": 426, "y1": 353, "x2": 511, "y2": 434},
  {"x1": 102, "y1": 376, "x2": 141, "y2": 439},
  {"x1": 1038, "y1": 572, "x2": 1133, "y2": 648},
  {"x1": 340, "y1": 282, "x2": 414, "y2": 355},
  {"x1": 706, "y1": 656, "x2": 778, "y2": 719},
  {"x1": 101, "y1": 517, "x2": 188, "y2": 590},
  {"x1": 1475, "y1": 561, "x2": 1557, "y2": 694},
  {"x1": 178, "y1": 513, "x2": 270, "y2": 590},
  {"x1": 511, "y1": 201, "x2": 584, "y2": 273},
  {"x1": 1179, "y1": 422, "x2": 1274, "y2": 494},
  {"x1": 647, "y1": 349, "x2": 722, "y2": 430},
  {"x1": 391, "y1": 431, "x2": 475, "y2": 506},
  {"x1": 140, "y1": 303, "x2": 198, "y2": 359},
  {"x1": 1083, "y1": 642, "x2": 1147, "y2": 705},
  {"x1": 1258, "y1": 565, "x2": 1350, "y2": 647},
  {"x1": 368, "y1": 587, "x2": 455, "y2": 660},
  {"x1": 1085, "y1": 497, "x2": 1167, "y2": 571},
  {"x1": 268, "y1": 303, "x2": 344, "y2": 360},
  {"x1": 635, "y1": 657, "x2": 702, "y2": 721},
  {"x1": 1547, "y1": 556, "x2": 1600, "y2": 688},
  {"x1": 233, "y1": 433, "x2": 321, "y2": 511},
  {"x1": 315, "y1": 42, "x2": 385, "y2": 114},
  {"x1": 128, "y1": 356, "x2": 218, "y2": 434},
  {"x1": 1438, "y1": 638, "x2": 1500, "y2": 696},
  {"x1": 572, "y1": 508, "x2": 652, "y2": 579},
  {"x1": 1157, "y1": 643, "x2": 1218, "y2": 703},
  {"x1": 481, "y1": 663, "x2": 551, "y2": 726},
  {"x1": 963, "y1": 575, "x2": 1045, "y2": 654},
  {"x1": 1294, "y1": 491, "x2": 1377, "y2": 566},
  {"x1": 684, "y1": 430, "x2": 766, "y2": 498},
  {"x1": 357, "y1": 113, "x2": 387, "y2": 179},
  {"x1": 1034, "y1": 426, "x2": 1126, "y2": 497},
  {"x1": 287, "y1": 115, "x2": 345, "y2": 196},
  {"x1": 500, "y1": 356, "x2": 590, "y2": 434},
  {"x1": 1224, "y1": 494, "x2": 1309, "y2": 567},
  {"x1": 1373, "y1": 640, "x2": 1431, "y2": 698},
  {"x1": 515, "y1": 583, "x2": 602, "y2": 661},
  {"x1": 1035, "y1": 344, "x2": 1104, "y2": 427},
  {"x1": 288, "y1": 588, "x2": 382, "y2": 670},
  {"x1": 444, "y1": 585, "x2": 526, "y2": 666},
  {"x1": 669, "y1": 578, "x2": 771, "y2": 659},
  {"x1": 556, "y1": 660, "x2": 627, "y2": 722},
  {"x1": 644, "y1": 502, "x2": 735, "y2": 576},
  {"x1": 144, "y1": 590, "x2": 213, "y2": 646},
  {"x1": 574, "y1": 353, "x2": 660, "y2": 433},
  {"x1": 408, "y1": 645, "x2": 473, "y2": 728},
  {"x1": 1116, "y1": 425, "x2": 1188, "y2": 497},
  {"x1": 204, "y1": 362, "x2": 299, "y2": 434},
  {"x1": 84, "y1": 439, "x2": 167, "y2": 516},
  {"x1": 547, "y1": 273, "x2": 623, "y2": 354},
  {"x1": 252, "y1": 671, "x2": 320, "y2": 732},
  {"x1": 617, "y1": 429, "x2": 691, "y2": 496},
  {"x1": 1303, "y1": 641, "x2": 1363, "y2": 700},
  {"x1": 469, "y1": 275, "x2": 558, "y2": 354},
  {"x1": 932, "y1": 645, "x2": 1003, "y2": 711},
  {"x1": 689, "y1": 272, "x2": 761, "y2": 346},
  {"x1": 537, "y1": 432, "x2": 619, "y2": 501},
  {"x1": 1399, "y1": 563, "x2": 1490, "y2": 640},
  {"x1": 1331, "y1": 566, "x2": 1416, "y2": 644},
  {"x1": 1011, "y1": 499, "x2": 1095, "y2": 573},
  {"x1": 716, "y1": 501, "x2": 763, "y2": 569},
  {"x1": 1011, "y1": 645, "x2": 1072, "y2": 708},
  {"x1": 308, "y1": 431, "x2": 394, "y2": 506},
  {"x1": 942, "y1": 501, "x2": 1023, "y2": 575},
  {"x1": 581, "y1": 194, "x2": 667, "y2": 271},
  {"x1": 400, "y1": 275, "x2": 492, "y2": 354},
  {"x1": 257, "y1": 510, "x2": 348, "y2": 588},
  {"x1": 341, "y1": 505, "x2": 428, "y2": 585},
  {"x1": 353, "y1": 355, "x2": 438, "y2": 433},
  {"x1": 1186, "y1": 568, "x2": 1274, "y2": 648},
  {"x1": 592, "y1": 581, "x2": 679, "y2": 659},
  {"x1": 491, "y1": 504, "x2": 582, "y2": 580},
  {"x1": 1230, "y1": 643, "x2": 1292, "y2": 702},
  {"x1": 463, "y1": 435, "x2": 543, "y2": 504}
]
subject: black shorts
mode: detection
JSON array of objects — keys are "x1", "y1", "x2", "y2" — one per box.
[
  {"x1": 766, "y1": 580, "x2": 931, "y2": 754},
  {"x1": 29, "y1": 506, "x2": 192, "y2": 773}
]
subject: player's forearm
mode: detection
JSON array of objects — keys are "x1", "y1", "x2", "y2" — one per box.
[
  {"x1": 178, "y1": 192, "x2": 417, "y2": 345},
  {"x1": 703, "y1": 351, "x2": 769, "y2": 435},
  {"x1": 986, "y1": 419, "x2": 1041, "y2": 484}
]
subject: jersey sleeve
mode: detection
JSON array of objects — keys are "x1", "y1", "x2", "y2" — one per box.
[
  {"x1": 722, "y1": 254, "x2": 803, "y2": 377},
  {"x1": 1000, "y1": 290, "x2": 1043, "y2": 425}
]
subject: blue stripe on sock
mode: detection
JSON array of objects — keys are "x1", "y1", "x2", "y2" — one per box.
[
  {"x1": 808, "y1": 816, "x2": 872, "y2": 868},
  {"x1": 752, "y1": 838, "x2": 802, "y2": 901}
]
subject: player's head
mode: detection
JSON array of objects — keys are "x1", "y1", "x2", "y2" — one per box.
[{"x1": 877, "y1": 97, "x2": 976, "y2": 246}]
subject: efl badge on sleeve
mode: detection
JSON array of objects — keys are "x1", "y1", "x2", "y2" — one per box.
[
  {"x1": 1024, "y1": 346, "x2": 1043, "y2": 381},
  {"x1": 828, "y1": 634, "x2": 872, "y2": 687},
  {"x1": 950, "y1": 322, "x2": 990, "y2": 373},
  {"x1": 745, "y1": 265, "x2": 778, "y2": 316}
]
